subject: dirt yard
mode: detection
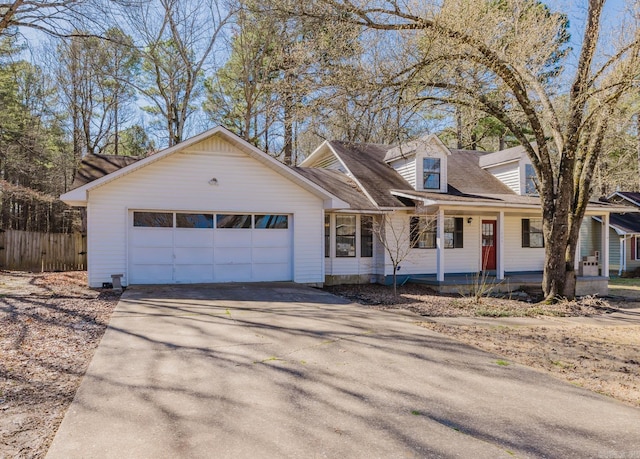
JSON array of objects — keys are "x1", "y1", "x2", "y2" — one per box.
[
  {"x1": 327, "y1": 282, "x2": 640, "y2": 407},
  {"x1": 1, "y1": 275, "x2": 639, "y2": 457},
  {"x1": 0, "y1": 271, "x2": 119, "y2": 459}
]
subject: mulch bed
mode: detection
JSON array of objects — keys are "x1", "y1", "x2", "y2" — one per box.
[{"x1": 324, "y1": 283, "x2": 613, "y2": 317}]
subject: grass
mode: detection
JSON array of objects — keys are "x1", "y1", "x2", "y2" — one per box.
[
  {"x1": 609, "y1": 277, "x2": 640, "y2": 287},
  {"x1": 495, "y1": 359, "x2": 510, "y2": 366}
]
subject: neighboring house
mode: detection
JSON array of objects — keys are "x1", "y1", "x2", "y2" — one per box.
[
  {"x1": 61, "y1": 126, "x2": 623, "y2": 294},
  {"x1": 591, "y1": 192, "x2": 640, "y2": 276}
]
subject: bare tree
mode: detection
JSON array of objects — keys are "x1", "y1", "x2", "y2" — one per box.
[
  {"x1": 274, "y1": 0, "x2": 640, "y2": 300},
  {"x1": 373, "y1": 212, "x2": 436, "y2": 297},
  {"x1": 124, "y1": 0, "x2": 234, "y2": 147}
]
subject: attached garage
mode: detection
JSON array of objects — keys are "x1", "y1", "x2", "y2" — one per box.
[
  {"x1": 61, "y1": 126, "x2": 348, "y2": 288},
  {"x1": 129, "y1": 211, "x2": 292, "y2": 284}
]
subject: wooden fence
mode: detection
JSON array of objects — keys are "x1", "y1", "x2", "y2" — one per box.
[{"x1": 0, "y1": 230, "x2": 87, "y2": 271}]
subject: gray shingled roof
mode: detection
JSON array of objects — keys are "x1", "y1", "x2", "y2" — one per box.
[
  {"x1": 71, "y1": 154, "x2": 141, "y2": 189},
  {"x1": 328, "y1": 141, "x2": 412, "y2": 208},
  {"x1": 383, "y1": 135, "x2": 431, "y2": 162},
  {"x1": 294, "y1": 168, "x2": 377, "y2": 210},
  {"x1": 447, "y1": 150, "x2": 515, "y2": 195},
  {"x1": 478, "y1": 144, "x2": 527, "y2": 168},
  {"x1": 610, "y1": 192, "x2": 640, "y2": 207},
  {"x1": 609, "y1": 213, "x2": 640, "y2": 234}
]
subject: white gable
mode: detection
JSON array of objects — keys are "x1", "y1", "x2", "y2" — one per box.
[{"x1": 385, "y1": 135, "x2": 450, "y2": 193}]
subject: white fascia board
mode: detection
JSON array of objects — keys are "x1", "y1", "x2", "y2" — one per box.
[
  {"x1": 60, "y1": 188, "x2": 87, "y2": 206},
  {"x1": 59, "y1": 126, "x2": 348, "y2": 209},
  {"x1": 299, "y1": 140, "x2": 330, "y2": 167},
  {"x1": 480, "y1": 158, "x2": 520, "y2": 170},
  {"x1": 390, "y1": 190, "x2": 541, "y2": 210},
  {"x1": 428, "y1": 134, "x2": 452, "y2": 156},
  {"x1": 592, "y1": 216, "x2": 633, "y2": 236},
  {"x1": 607, "y1": 192, "x2": 640, "y2": 208}
]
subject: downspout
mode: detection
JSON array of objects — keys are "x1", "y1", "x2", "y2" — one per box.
[{"x1": 619, "y1": 236, "x2": 625, "y2": 277}]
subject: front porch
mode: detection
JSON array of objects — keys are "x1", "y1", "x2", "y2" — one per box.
[{"x1": 394, "y1": 273, "x2": 608, "y2": 297}]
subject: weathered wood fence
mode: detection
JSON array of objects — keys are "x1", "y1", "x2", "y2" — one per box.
[{"x1": 0, "y1": 230, "x2": 87, "y2": 271}]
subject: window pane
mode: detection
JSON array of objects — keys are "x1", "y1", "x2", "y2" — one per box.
[
  {"x1": 525, "y1": 164, "x2": 538, "y2": 195},
  {"x1": 176, "y1": 213, "x2": 213, "y2": 228},
  {"x1": 255, "y1": 214, "x2": 288, "y2": 229},
  {"x1": 336, "y1": 215, "x2": 356, "y2": 257},
  {"x1": 216, "y1": 214, "x2": 251, "y2": 229},
  {"x1": 361, "y1": 216, "x2": 373, "y2": 257},
  {"x1": 134, "y1": 212, "x2": 173, "y2": 227},
  {"x1": 411, "y1": 216, "x2": 436, "y2": 249},
  {"x1": 423, "y1": 158, "x2": 441, "y2": 190},
  {"x1": 530, "y1": 233, "x2": 544, "y2": 248},
  {"x1": 325, "y1": 215, "x2": 330, "y2": 257}
]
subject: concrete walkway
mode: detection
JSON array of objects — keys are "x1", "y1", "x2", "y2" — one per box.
[{"x1": 47, "y1": 283, "x2": 640, "y2": 458}]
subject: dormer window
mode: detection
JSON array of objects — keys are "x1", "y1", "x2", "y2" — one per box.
[
  {"x1": 525, "y1": 164, "x2": 537, "y2": 195},
  {"x1": 423, "y1": 158, "x2": 441, "y2": 190}
]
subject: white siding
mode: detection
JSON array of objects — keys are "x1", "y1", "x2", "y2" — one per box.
[
  {"x1": 324, "y1": 213, "x2": 376, "y2": 278},
  {"x1": 486, "y1": 163, "x2": 520, "y2": 194},
  {"x1": 315, "y1": 151, "x2": 346, "y2": 172},
  {"x1": 86, "y1": 134, "x2": 324, "y2": 287},
  {"x1": 503, "y1": 216, "x2": 545, "y2": 272},
  {"x1": 381, "y1": 213, "x2": 480, "y2": 276},
  {"x1": 389, "y1": 157, "x2": 416, "y2": 188}
]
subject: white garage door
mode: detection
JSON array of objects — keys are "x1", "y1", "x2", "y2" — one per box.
[{"x1": 129, "y1": 211, "x2": 292, "y2": 284}]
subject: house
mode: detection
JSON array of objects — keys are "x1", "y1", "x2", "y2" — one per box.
[
  {"x1": 589, "y1": 192, "x2": 640, "y2": 276},
  {"x1": 61, "y1": 126, "x2": 622, "y2": 294}
]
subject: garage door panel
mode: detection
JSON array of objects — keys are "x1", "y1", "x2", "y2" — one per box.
[
  {"x1": 175, "y1": 264, "x2": 214, "y2": 283},
  {"x1": 130, "y1": 264, "x2": 173, "y2": 284},
  {"x1": 252, "y1": 246, "x2": 290, "y2": 264},
  {"x1": 130, "y1": 247, "x2": 173, "y2": 264},
  {"x1": 130, "y1": 212, "x2": 293, "y2": 284},
  {"x1": 215, "y1": 264, "x2": 252, "y2": 282},
  {"x1": 174, "y1": 247, "x2": 214, "y2": 264},
  {"x1": 252, "y1": 262, "x2": 290, "y2": 281},
  {"x1": 252, "y1": 230, "x2": 290, "y2": 247},
  {"x1": 131, "y1": 229, "x2": 173, "y2": 246},
  {"x1": 216, "y1": 247, "x2": 251, "y2": 263},
  {"x1": 174, "y1": 230, "x2": 213, "y2": 248},
  {"x1": 215, "y1": 231, "x2": 251, "y2": 246}
]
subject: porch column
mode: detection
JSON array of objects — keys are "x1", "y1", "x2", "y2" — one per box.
[
  {"x1": 574, "y1": 227, "x2": 582, "y2": 271},
  {"x1": 497, "y1": 211, "x2": 505, "y2": 280},
  {"x1": 436, "y1": 208, "x2": 445, "y2": 282},
  {"x1": 619, "y1": 236, "x2": 625, "y2": 277},
  {"x1": 602, "y1": 213, "x2": 610, "y2": 277}
]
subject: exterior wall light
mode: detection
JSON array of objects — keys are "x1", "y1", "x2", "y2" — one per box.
[{"x1": 467, "y1": 217, "x2": 473, "y2": 224}]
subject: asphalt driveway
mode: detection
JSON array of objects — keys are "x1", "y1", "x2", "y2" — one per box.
[{"x1": 47, "y1": 283, "x2": 640, "y2": 458}]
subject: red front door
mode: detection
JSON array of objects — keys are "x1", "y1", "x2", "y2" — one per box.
[{"x1": 482, "y1": 220, "x2": 497, "y2": 270}]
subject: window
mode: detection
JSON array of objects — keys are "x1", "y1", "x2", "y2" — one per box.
[
  {"x1": 176, "y1": 213, "x2": 214, "y2": 228},
  {"x1": 361, "y1": 216, "x2": 373, "y2": 257},
  {"x1": 255, "y1": 214, "x2": 288, "y2": 229},
  {"x1": 410, "y1": 216, "x2": 462, "y2": 248},
  {"x1": 525, "y1": 164, "x2": 538, "y2": 195},
  {"x1": 325, "y1": 215, "x2": 331, "y2": 257},
  {"x1": 445, "y1": 217, "x2": 464, "y2": 248},
  {"x1": 134, "y1": 212, "x2": 173, "y2": 227},
  {"x1": 336, "y1": 215, "x2": 356, "y2": 257},
  {"x1": 423, "y1": 158, "x2": 441, "y2": 190},
  {"x1": 216, "y1": 214, "x2": 251, "y2": 229},
  {"x1": 522, "y1": 218, "x2": 544, "y2": 248},
  {"x1": 410, "y1": 217, "x2": 436, "y2": 248}
]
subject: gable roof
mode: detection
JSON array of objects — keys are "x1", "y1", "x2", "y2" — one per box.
[
  {"x1": 447, "y1": 150, "x2": 515, "y2": 195},
  {"x1": 61, "y1": 126, "x2": 348, "y2": 209},
  {"x1": 479, "y1": 144, "x2": 531, "y2": 168},
  {"x1": 294, "y1": 168, "x2": 378, "y2": 210},
  {"x1": 607, "y1": 213, "x2": 640, "y2": 235},
  {"x1": 383, "y1": 134, "x2": 451, "y2": 163},
  {"x1": 326, "y1": 141, "x2": 411, "y2": 208},
  {"x1": 71, "y1": 154, "x2": 141, "y2": 190},
  {"x1": 607, "y1": 191, "x2": 640, "y2": 208}
]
